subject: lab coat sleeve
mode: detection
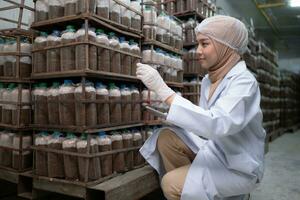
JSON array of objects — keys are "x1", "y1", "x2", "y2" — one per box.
[{"x1": 166, "y1": 75, "x2": 260, "y2": 139}]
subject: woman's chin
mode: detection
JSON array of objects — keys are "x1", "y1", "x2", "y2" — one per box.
[{"x1": 199, "y1": 63, "x2": 209, "y2": 70}]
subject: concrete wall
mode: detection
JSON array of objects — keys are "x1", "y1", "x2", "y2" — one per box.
[
  {"x1": 215, "y1": 0, "x2": 300, "y2": 74},
  {"x1": 278, "y1": 58, "x2": 300, "y2": 73}
]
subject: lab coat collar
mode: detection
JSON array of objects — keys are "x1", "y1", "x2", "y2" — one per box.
[
  {"x1": 204, "y1": 61, "x2": 247, "y2": 107},
  {"x1": 224, "y1": 61, "x2": 247, "y2": 79}
]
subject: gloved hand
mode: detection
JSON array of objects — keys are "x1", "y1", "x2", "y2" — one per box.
[{"x1": 136, "y1": 63, "x2": 175, "y2": 101}]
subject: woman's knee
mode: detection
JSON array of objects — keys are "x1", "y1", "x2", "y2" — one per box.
[
  {"x1": 161, "y1": 172, "x2": 181, "y2": 200},
  {"x1": 161, "y1": 165, "x2": 190, "y2": 200},
  {"x1": 157, "y1": 129, "x2": 176, "y2": 152}
]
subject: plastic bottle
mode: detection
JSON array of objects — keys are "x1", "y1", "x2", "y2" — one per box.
[
  {"x1": 111, "y1": 131, "x2": 125, "y2": 172},
  {"x1": 64, "y1": 0, "x2": 76, "y2": 16},
  {"x1": 61, "y1": 25, "x2": 76, "y2": 71},
  {"x1": 109, "y1": 0, "x2": 121, "y2": 23},
  {"x1": 121, "y1": 0, "x2": 131, "y2": 27},
  {"x1": 0, "y1": 131, "x2": 3, "y2": 162},
  {"x1": 189, "y1": 48, "x2": 198, "y2": 73},
  {"x1": 48, "y1": 82, "x2": 60, "y2": 125},
  {"x1": 77, "y1": 134, "x2": 101, "y2": 181},
  {"x1": 12, "y1": 134, "x2": 32, "y2": 170},
  {"x1": 3, "y1": 39, "x2": 17, "y2": 77},
  {"x1": 0, "y1": 83, "x2": 4, "y2": 122},
  {"x1": 96, "y1": 82, "x2": 110, "y2": 126},
  {"x1": 96, "y1": 29, "x2": 110, "y2": 72},
  {"x1": 33, "y1": 32, "x2": 48, "y2": 73},
  {"x1": 96, "y1": 0, "x2": 109, "y2": 19},
  {"x1": 76, "y1": 0, "x2": 96, "y2": 14},
  {"x1": 59, "y1": 80, "x2": 76, "y2": 126},
  {"x1": 169, "y1": 18, "x2": 176, "y2": 47},
  {"x1": 75, "y1": 25, "x2": 97, "y2": 70},
  {"x1": 2, "y1": 83, "x2": 16, "y2": 124},
  {"x1": 34, "y1": 83, "x2": 48, "y2": 125},
  {"x1": 35, "y1": 0, "x2": 48, "y2": 22},
  {"x1": 157, "y1": 13, "x2": 170, "y2": 44},
  {"x1": 75, "y1": 81, "x2": 97, "y2": 127},
  {"x1": 20, "y1": 38, "x2": 32, "y2": 53},
  {"x1": 12, "y1": 87, "x2": 30, "y2": 126},
  {"x1": 175, "y1": 23, "x2": 183, "y2": 50},
  {"x1": 130, "y1": 85, "x2": 141, "y2": 122},
  {"x1": 49, "y1": 0, "x2": 64, "y2": 19},
  {"x1": 186, "y1": 0, "x2": 195, "y2": 12},
  {"x1": 176, "y1": 0, "x2": 185, "y2": 13},
  {"x1": 109, "y1": 33, "x2": 121, "y2": 74},
  {"x1": 108, "y1": 83, "x2": 121, "y2": 124},
  {"x1": 19, "y1": 56, "x2": 32, "y2": 78},
  {"x1": 129, "y1": 40, "x2": 141, "y2": 76},
  {"x1": 47, "y1": 131, "x2": 65, "y2": 178},
  {"x1": 97, "y1": 131, "x2": 112, "y2": 176},
  {"x1": 35, "y1": 132, "x2": 50, "y2": 176},
  {"x1": 62, "y1": 132, "x2": 79, "y2": 180},
  {"x1": 133, "y1": 130, "x2": 143, "y2": 166},
  {"x1": 177, "y1": 56, "x2": 183, "y2": 82},
  {"x1": 120, "y1": 37, "x2": 131, "y2": 75},
  {"x1": 47, "y1": 30, "x2": 61, "y2": 72},
  {"x1": 143, "y1": 25, "x2": 156, "y2": 41},
  {"x1": 122, "y1": 130, "x2": 133, "y2": 170},
  {"x1": 120, "y1": 85, "x2": 132, "y2": 123},
  {"x1": 142, "y1": 48, "x2": 152, "y2": 64},
  {"x1": 0, "y1": 132, "x2": 14, "y2": 167},
  {"x1": 143, "y1": 5, "x2": 156, "y2": 24},
  {"x1": 186, "y1": 18, "x2": 196, "y2": 43},
  {"x1": 130, "y1": 0, "x2": 142, "y2": 30},
  {"x1": 0, "y1": 38, "x2": 4, "y2": 76}
]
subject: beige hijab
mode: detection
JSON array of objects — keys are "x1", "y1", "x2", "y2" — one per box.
[
  {"x1": 194, "y1": 15, "x2": 248, "y2": 101},
  {"x1": 207, "y1": 40, "x2": 241, "y2": 100}
]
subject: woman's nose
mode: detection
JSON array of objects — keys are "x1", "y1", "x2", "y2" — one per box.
[{"x1": 197, "y1": 45, "x2": 203, "y2": 55}]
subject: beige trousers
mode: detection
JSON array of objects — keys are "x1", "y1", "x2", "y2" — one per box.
[{"x1": 157, "y1": 129, "x2": 196, "y2": 200}]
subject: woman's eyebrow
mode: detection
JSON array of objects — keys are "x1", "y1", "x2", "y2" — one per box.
[{"x1": 197, "y1": 38, "x2": 210, "y2": 43}]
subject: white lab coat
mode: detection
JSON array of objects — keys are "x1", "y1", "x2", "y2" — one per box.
[{"x1": 140, "y1": 61, "x2": 266, "y2": 200}]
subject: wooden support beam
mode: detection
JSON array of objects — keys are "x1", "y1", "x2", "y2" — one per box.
[
  {"x1": 87, "y1": 166, "x2": 160, "y2": 200},
  {"x1": 258, "y1": 2, "x2": 286, "y2": 9},
  {"x1": 0, "y1": 5, "x2": 18, "y2": 11},
  {"x1": 0, "y1": 17, "x2": 29, "y2": 27}
]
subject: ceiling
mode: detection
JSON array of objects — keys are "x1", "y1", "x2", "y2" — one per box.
[{"x1": 216, "y1": 0, "x2": 300, "y2": 59}]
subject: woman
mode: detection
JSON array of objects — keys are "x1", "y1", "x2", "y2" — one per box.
[{"x1": 136, "y1": 15, "x2": 265, "y2": 200}]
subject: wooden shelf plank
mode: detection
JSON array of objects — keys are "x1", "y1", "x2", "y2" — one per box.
[
  {"x1": 174, "y1": 10, "x2": 206, "y2": 21},
  {"x1": 31, "y1": 70, "x2": 140, "y2": 83},
  {"x1": 143, "y1": 39, "x2": 183, "y2": 55}
]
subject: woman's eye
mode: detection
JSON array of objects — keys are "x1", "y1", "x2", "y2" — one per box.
[{"x1": 202, "y1": 43, "x2": 208, "y2": 47}]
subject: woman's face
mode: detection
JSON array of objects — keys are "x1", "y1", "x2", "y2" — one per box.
[{"x1": 196, "y1": 34, "x2": 218, "y2": 70}]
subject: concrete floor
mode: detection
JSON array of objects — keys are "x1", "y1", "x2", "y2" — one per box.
[
  {"x1": 146, "y1": 130, "x2": 300, "y2": 200},
  {"x1": 251, "y1": 130, "x2": 300, "y2": 200}
]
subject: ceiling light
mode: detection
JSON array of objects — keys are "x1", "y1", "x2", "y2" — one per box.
[{"x1": 289, "y1": 0, "x2": 300, "y2": 7}]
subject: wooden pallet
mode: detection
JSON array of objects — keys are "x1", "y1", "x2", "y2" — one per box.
[
  {"x1": 284, "y1": 124, "x2": 300, "y2": 134},
  {"x1": 28, "y1": 166, "x2": 158, "y2": 200},
  {"x1": 268, "y1": 128, "x2": 284, "y2": 142},
  {"x1": 264, "y1": 136, "x2": 269, "y2": 154},
  {"x1": 268, "y1": 124, "x2": 300, "y2": 143},
  {"x1": 1, "y1": 166, "x2": 160, "y2": 200},
  {"x1": 0, "y1": 168, "x2": 36, "y2": 199}
]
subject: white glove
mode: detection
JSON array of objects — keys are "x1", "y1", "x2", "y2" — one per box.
[{"x1": 136, "y1": 63, "x2": 175, "y2": 101}]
